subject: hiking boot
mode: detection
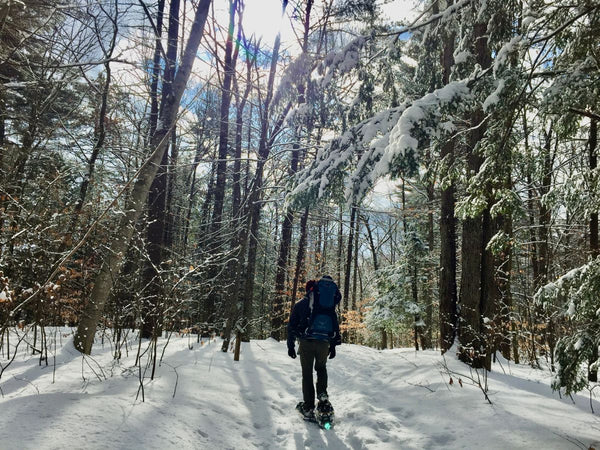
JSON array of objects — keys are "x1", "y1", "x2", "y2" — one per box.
[
  {"x1": 296, "y1": 402, "x2": 315, "y2": 420},
  {"x1": 317, "y1": 393, "x2": 333, "y2": 415},
  {"x1": 317, "y1": 392, "x2": 329, "y2": 403}
]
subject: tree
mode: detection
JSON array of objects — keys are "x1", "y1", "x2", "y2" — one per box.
[{"x1": 74, "y1": 0, "x2": 212, "y2": 355}]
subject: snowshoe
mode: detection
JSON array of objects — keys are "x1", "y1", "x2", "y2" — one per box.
[
  {"x1": 315, "y1": 397, "x2": 335, "y2": 430},
  {"x1": 296, "y1": 402, "x2": 316, "y2": 422}
]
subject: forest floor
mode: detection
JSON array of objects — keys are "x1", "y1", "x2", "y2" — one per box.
[{"x1": 0, "y1": 329, "x2": 599, "y2": 449}]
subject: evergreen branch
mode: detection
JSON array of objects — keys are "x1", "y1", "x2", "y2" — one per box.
[{"x1": 378, "y1": 0, "x2": 474, "y2": 40}]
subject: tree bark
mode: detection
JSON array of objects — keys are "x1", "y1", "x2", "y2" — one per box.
[
  {"x1": 141, "y1": 0, "x2": 180, "y2": 340},
  {"x1": 590, "y1": 119, "x2": 598, "y2": 259},
  {"x1": 422, "y1": 174, "x2": 434, "y2": 349},
  {"x1": 342, "y1": 205, "x2": 357, "y2": 338},
  {"x1": 290, "y1": 207, "x2": 310, "y2": 306},
  {"x1": 231, "y1": 36, "x2": 254, "y2": 221},
  {"x1": 351, "y1": 214, "x2": 359, "y2": 312},
  {"x1": 147, "y1": 0, "x2": 166, "y2": 140},
  {"x1": 589, "y1": 118, "x2": 598, "y2": 382},
  {"x1": 337, "y1": 206, "x2": 343, "y2": 283},
  {"x1": 458, "y1": 21, "x2": 491, "y2": 369},
  {"x1": 211, "y1": 0, "x2": 238, "y2": 236},
  {"x1": 438, "y1": 9, "x2": 457, "y2": 353}
]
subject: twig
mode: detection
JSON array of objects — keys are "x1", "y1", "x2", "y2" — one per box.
[
  {"x1": 136, "y1": 362, "x2": 145, "y2": 402},
  {"x1": 162, "y1": 362, "x2": 180, "y2": 398},
  {"x1": 159, "y1": 331, "x2": 174, "y2": 365},
  {"x1": 208, "y1": 351, "x2": 215, "y2": 372},
  {"x1": 82, "y1": 354, "x2": 106, "y2": 381},
  {"x1": 0, "y1": 327, "x2": 31, "y2": 382},
  {"x1": 406, "y1": 381, "x2": 435, "y2": 393},
  {"x1": 397, "y1": 353, "x2": 419, "y2": 368},
  {"x1": 12, "y1": 375, "x2": 40, "y2": 394},
  {"x1": 551, "y1": 431, "x2": 587, "y2": 449},
  {"x1": 439, "y1": 356, "x2": 493, "y2": 404},
  {"x1": 588, "y1": 385, "x2": 597, "y2": 414}
]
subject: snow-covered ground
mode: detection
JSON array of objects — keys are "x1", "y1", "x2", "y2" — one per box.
[{"x1": 1, "y1": 329, "x2": 599, "y2": 449}]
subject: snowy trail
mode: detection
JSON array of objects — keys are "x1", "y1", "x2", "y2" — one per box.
[{"x1": 1, "y1": 332, "x2": 599, "y2": 449}]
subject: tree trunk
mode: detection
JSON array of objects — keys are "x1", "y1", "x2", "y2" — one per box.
[
  {"x1": 211, "y1": 0, "x2": 238, "y2": 236},
  {"x1": 141, "y1": 0, "x2": 181, "y2": 340},
  {"x1": 589, "y1": 118, "x2": 598, "y2": 382},
  {"x1": 538, "y1": 126, "x2": 553, "y2": 288},
  {"x1": 0, "y1": 91, "x2": 5, "y2": 165},
  {"x1": 148, "y1": 0, "x2": 166, "y2": 139},
  {"x1": 351, "y1": 214, "x2": 359, "y2": 311},
  {"x1": 363, "y1": 216, "x2": 378, "y2": 271},
  {"x1": 422, "y1": 177, "x2": 434, "y2": 349},
  {"x1": 231, "y1": 40, "x2": 254, "y2": 222},
  {"x1": 73, "y1": 0, "x2": 212, "y2": 355},
  {"x1": 496, "y1": 145, "x2": 513, "y2": 361},
  {"x1": 342, "y1": 205, "x2": 357, "y2": 338},
  {"x1": 438, "y1": 10, "x2": 457, "y2": 353},
  {"x1": 271, "y1": 209, "x2": 294, "y2": 340},
  {"x1": 457, "y1": 21, "x2": 492, "y2": 369},
  {"x1": 62, "y1": 49, "x2": 116, "y2": 250},
  {"x1": 271, "y1": 0, "x2": 312, "y2": 339},
  {"x1": 480, "y1": 202, "x2": 497, "y2": 370},
  {"x1": 291, "y1": 207, "x2": 310, "y2": 305},
  {"x1": 590, "y1": 119, "x2": 598, "y2": 259},
  {"x1": 210, "y1": 0, "x2": 240, "y2": 352},
  {"x1": 336, "y1": 206, "x2": 344, "y2": 283},
  {"x1": 235, "y1": 0, "x2": 288, "y2": 347},
  {"x1": 165, "y1": 129, "x2": 179, "y2": 248}
]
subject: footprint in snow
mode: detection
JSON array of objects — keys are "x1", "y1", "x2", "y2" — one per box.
[{"x1": 270, "y1": 403, "x2": 284, "y2": 414}]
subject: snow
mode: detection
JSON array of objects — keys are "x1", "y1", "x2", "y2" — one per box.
[
  {"x1": 2, "y1": 81, "x2": 29, "y2": 88},
  {"x1": 493, "y1": 36, "x2": 522, "y2": 75},
  {"x1": 453, "y1": 50, "x2": 471, "y2": 65},
  {"x1": 319, "y1": 36, "x2": 368, "y2": 87},
  {"x1": 483, "y1": 79, "x2": 505, "y2": 112},
  {"x1": 377, "y1": 80, "x2": 470, "y2": 178},
  {"x1": 1, "y1": 329, "x2": 599, "y2": 449}
]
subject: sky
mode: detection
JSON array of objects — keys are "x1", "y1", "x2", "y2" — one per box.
[{"x1": 240, "y1": 0, "x2": 422, "y2": 50}]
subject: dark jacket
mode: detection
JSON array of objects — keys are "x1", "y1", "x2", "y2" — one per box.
[{"x1": 287, "y1": 291, "x2": 342, "y2": 350}]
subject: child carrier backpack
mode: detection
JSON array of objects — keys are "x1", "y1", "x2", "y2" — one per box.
[{"x1": 306, "y1": 277, "x2": 338, "y2": 341}]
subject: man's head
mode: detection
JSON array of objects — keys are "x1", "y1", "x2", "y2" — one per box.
[
  {"x1": 305, "y1": 279, "x2": 316, "y2": 292},
  {"x1": 321, "y1": 275, "x2": 333, "y2": 281}
]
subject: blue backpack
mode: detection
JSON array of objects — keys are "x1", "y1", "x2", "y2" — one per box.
[{"x1": 306, "y1": 278, "x2": 338, "y2": 341}]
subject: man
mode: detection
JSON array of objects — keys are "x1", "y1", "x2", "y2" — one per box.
[{"x1": 287, "y1": 275, "x2": 342, "y2": 421}]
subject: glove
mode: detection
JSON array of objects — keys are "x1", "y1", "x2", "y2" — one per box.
[
  {"x1": 328, "y1": 346, "x2": 336, "y2": 359},
  {"x1": 288, "y1": 347, "x2": 297, "y2": 359}
]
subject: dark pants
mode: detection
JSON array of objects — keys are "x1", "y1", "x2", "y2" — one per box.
[{"x1": 299, "y1": 339, "x2": 329, "y2": 409}]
